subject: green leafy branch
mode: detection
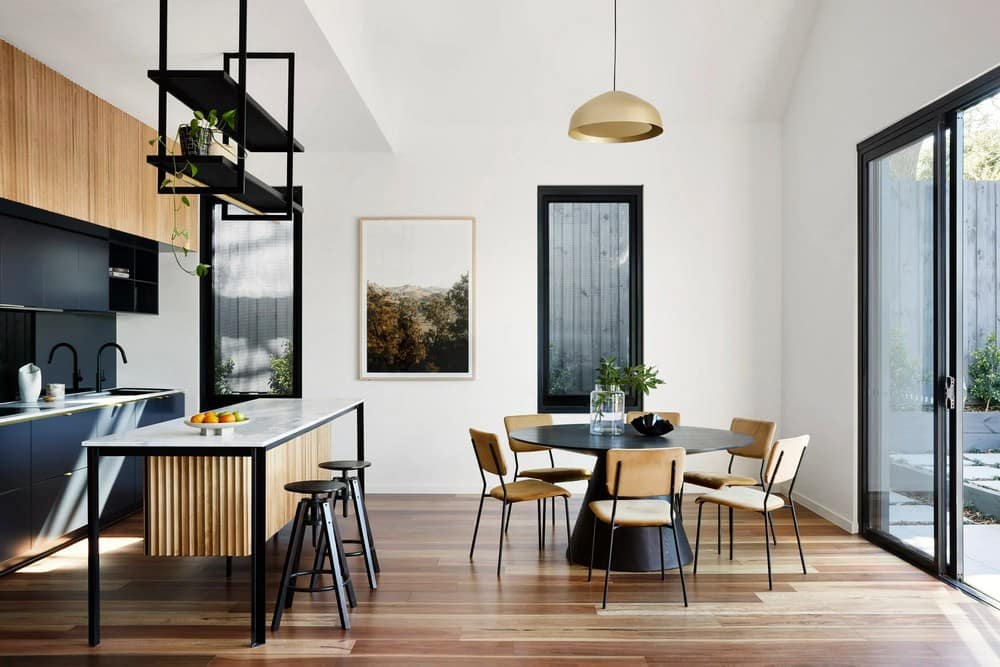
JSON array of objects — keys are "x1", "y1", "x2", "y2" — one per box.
[{"x1": 148, "y1": 108, "x2": 237, "y2": 278}]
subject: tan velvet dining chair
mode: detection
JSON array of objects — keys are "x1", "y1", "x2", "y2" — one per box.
[
  {"x1": 503, "y1": 414, "x2": 592, "y2": 534},
  {"x1": 588, "y1": 447, "x2": 688, "y2": 608},
  {"x1": 693, "y1": 435, "x2": 809, "y2": 590},
  {"x1": 468, "y1": 428, "x2": 571, "y2": 578},
  {"x1": 683, "y1": 417, "x2": 777, "y2": 553}
]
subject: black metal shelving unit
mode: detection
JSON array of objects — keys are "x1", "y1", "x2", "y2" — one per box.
[{"x1": 149, "y1": 0, "x2": 301, "y2": 221}]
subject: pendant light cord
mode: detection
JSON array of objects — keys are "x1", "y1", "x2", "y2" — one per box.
[{"x1": 612, "y1": 0, "x2": 617, "y2": 91}]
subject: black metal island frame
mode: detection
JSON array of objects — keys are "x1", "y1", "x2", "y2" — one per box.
[{"x1": 83, "y1": 397, "x2": 365, "y2": 648}]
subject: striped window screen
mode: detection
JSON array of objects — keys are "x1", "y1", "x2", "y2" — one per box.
[
  {"x1": 538, "y1": 186, "x2": 642, "y2": 412},
  {"x1": 212, "y1": 208, "x2": 295, "y2": 396}
]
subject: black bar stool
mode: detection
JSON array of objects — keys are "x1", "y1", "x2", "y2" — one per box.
[
  {"x1": 319, "y1": 459, "x2": 380, "y2": 583},
  {"x1": 271, "y1": 479, "x2": 356, "y2": 632}
]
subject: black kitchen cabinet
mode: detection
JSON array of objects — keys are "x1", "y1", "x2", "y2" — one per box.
[
  {"x1": 78, "y1": 234, "x2": 110, "y2": 311},
  {"x1": 30, "y1": 411, "x2": 99, "y2": 483},
  {"x1": 102, "y1": 455, "x2": 137, "y2": 521},
  {"x1": 0, "y1": 488, "x2": 31, "y2": 563},
  {"x1": 30, "y1": 471, "x2": 87, "y2": 553},
  {"x1": 41, "y1": 226, "x2": 79, "y2": 309},
  {"x1": 0, "y1": 422, "x2": 30, "y2": 494},
  {"x1": 0, "y1": 218, "x2": 46, "y2": 307},
  {"x1": 1, "y1": 393, "x2": 183, "y2": 573},
  {"x1": 136, "y1": 393, "x2": 184, "y2": 427}
]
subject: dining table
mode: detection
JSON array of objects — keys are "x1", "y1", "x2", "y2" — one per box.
[{"x1": 509, "y1": 423, "x2": 753, "y2": 572}]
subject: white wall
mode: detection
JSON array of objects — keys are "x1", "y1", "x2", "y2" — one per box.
[
  {"x1": 119, "y1": 121, "x2": 783, "y2": 494},
  {"x1": 306, "y1": 125, "x2": 783, "y2": 493},
  {"x1": 116, "y1": 251, "x2": 200, "y2": 416},
  {"x1": 781, "y1": 0, "x2": 1000, "y2": 531}
]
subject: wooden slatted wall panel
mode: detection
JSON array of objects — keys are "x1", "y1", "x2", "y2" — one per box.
[
  {"x1": 144, "y1": 424, "x2": 333, "y2": 557},
  {"x1": 0, "y1": 39, "x2": 197, "y2": 249}
]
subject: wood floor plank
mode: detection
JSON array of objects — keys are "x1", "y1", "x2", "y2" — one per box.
[{"x1": 0, "y1": 494, "x2": 997, "y2": 665}]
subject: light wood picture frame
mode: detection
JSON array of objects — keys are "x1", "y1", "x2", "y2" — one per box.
[{"x1": 359, "y1": 217, "x2": 476, "y2": 380}]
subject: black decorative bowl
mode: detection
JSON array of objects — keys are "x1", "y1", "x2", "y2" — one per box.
[{"x1": 630, "y1": 413, "x2": 675, "y2": 437}]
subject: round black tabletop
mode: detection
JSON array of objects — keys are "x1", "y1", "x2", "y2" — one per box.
[{"x1": 509, "y1": 424, "x2": 752, "y2": 455}]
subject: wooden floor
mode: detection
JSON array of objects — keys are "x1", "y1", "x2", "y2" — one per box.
[{"x1": 0, "y1": 494, "x2": 998, "y2": 666}]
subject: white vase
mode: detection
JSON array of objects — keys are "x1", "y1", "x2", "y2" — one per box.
[{"x1": 18, "y1": 363, "x2": 41, "y2": 402}]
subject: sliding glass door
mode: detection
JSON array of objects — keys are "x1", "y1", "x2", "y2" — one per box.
[
  {"x1": 860, "y1": 65, "x2": 1000, "y2": 604},
  {"x1": 862, "y1": 126, "x2": 943, "y2": 566}
]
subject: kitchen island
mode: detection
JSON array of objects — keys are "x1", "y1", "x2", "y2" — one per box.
[{"x1": 83, "y1": 397, "x2": 365, "y2": 648}]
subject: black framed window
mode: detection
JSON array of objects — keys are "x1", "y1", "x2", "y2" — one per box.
[
  {"x1": 537, "y1": 186, "x2": 643, "y2": 412},
  {"x1": 200, "y1": 193, "x2": 302, "y2": 410}
]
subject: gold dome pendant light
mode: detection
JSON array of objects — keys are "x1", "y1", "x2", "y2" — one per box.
[{"x1": 569, "y1": 0, "x2": 663, "y2": 143}]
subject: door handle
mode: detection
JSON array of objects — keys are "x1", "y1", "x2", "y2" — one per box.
[{"x1": 942, "y1": 376, "x2": 957, "y2": 410}]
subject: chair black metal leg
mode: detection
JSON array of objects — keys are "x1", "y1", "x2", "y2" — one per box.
[
  {"x1": 602, "y1": 524, "x2": 616, "y2": 609},
  {"x1": 341, "y1": 472, "x2": 350, "y2": 518},
  {"x1": 671, "y1": 522, "x2": 688, "y2": 607},
  {"x1": 562, "y1": 496, "x2": 571, "y2": 554},
  {"x1": 309, "y1": 525, "x2": 327, "y2": 590},
  {"x1": 790, "y1": 502, "x2": 807, "y2": 574},
  {"x1": 769, "y1": 513, "x2": 778, "y2": 545},
  {"x1": 588, "y1": 516, "x2": 597, "y2": 582},
  {"x1": 694, "y1": 503, "x2": 704, "y2": 575},
  {"x1": 326, "y1": 503, "x2": 357, "y2": 608},
  {"x1": 729, "y1": 507, "x2": 734, "y2": 561},
  {"x1": 311, "y1": 504, "x2": 318, "y2": 547},
  {"x1": 497, "y1": 502, "x2": 507, "y2": 578},
  {"x1": 658, "y1": 526, "x2": 665, "y2": 581},
  {"x1": 319, "y1": 501, "x2": 351, "y2": 629},
  {"x1": 763, "y1": 512, "x2": 773, "y2": 590},
  {"x1": 717, "y1": 504, "x2": 721, "y2": 554},
  {"x1": 349, "y1": 478, "x2": 378, "y2": 589},
  {"x1": 504, "y1": 502, "x2": 513, "y2": 534},
  {"x1": 551, "y1": 493, "x2": 556, "y2": 528},
  {"x1": 470, "y1": 494, "x2": 485, "y2": 560},
  {"x1": 536, "y1": 500, "x2": 543, "y2": 551},
  {"x1": 272, "y1": 501, "x2": 306, "y2": 630},
  {"x1": 285, "y1": 501, "x2": 309, "y2": 609}
]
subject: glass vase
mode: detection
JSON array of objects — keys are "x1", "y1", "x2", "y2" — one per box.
[{"x1": 590, "y1": 384, "x2": 625, "y2": 435}]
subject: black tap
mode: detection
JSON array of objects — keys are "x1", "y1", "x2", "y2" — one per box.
[
  {"x1": 96, "y1": 342, "x2": 127, "y2": 393},
  {"x1": 47, "y1": 342, "x2": 83, "y2": 392}
]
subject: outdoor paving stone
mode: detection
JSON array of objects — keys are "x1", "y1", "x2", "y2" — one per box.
[
  {"x1": 894, "y1": 454, "x2": 935, "y2": 468},
  {"x1": 963, "y1": 465, "x2": 1000, "y2": 481},
  {"x1": 888, "y1": 504, "x2": 934, "y2": 524},
  {"x1": 966, "y1": 453, "x2": 1000, "y2": 466},
  {"x1": 889, "y1": 492, "x2": 918, "y2": 505},
  {"x1": 972, "y1": 479, "x2": 1000, "y2": 492}
]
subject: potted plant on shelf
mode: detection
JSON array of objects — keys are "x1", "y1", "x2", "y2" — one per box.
[
  {"x1": 590, "y1": 357, "x2": 664, "y2": 435},
  {"x1": 148, "y1": 108, "x2": 237, "y2": 277}
]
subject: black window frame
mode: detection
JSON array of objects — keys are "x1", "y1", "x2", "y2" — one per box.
[
  {"x1": 857, "y1": 63, "x2": 1000, "y2": 602},
  {"x1": 199, "y1": 191, "x2": 303, "y2": 410},
  {"x1": 537, "y1": 185, "x2": 644, "y2": 413}
]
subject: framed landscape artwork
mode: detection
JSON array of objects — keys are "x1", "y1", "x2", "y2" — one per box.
[{"x1": 359, "y1": 217, "x2": 476, "y2": 379}]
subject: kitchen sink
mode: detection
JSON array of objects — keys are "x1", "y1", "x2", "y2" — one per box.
[{"x1": 103, "y1": 387, "x2": 169, "y2": 396}]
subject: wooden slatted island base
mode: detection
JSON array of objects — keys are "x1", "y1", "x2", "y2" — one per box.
[{"x1": 82, "y1": 397, "x2": 365, "y2": 649}]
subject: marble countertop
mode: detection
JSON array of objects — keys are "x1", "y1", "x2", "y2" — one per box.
[
  {"x1": 83, "y1": 397, "x2": 362, "y2": 450},
  {"x1": 0, "y1": 388, "x2": 183, "y2": 427}
]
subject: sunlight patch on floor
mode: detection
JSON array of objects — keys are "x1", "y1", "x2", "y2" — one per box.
[{"x1": 17, "y1": 537, "x2": 142, "y2": 574}]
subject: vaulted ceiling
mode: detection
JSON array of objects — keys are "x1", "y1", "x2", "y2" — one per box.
[{"x1": 0, "y1": 0, "x2": 818, "y2": 153}]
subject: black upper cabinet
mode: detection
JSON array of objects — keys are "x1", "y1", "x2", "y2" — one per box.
[
  {"x1": 0, "y1": 219, "x2": 46, "y2": 307},
  {"x1": 41, "y1": 226, "x2": 80, "y2": 309},
  {"x1": 77, "y1": 235, "x2": 109, "y2": 311},
  {"x1": 0, "y1": 218, "x2": 109, "y2": 312}
]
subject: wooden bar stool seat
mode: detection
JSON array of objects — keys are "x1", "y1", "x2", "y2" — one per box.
[
  {"x1": 319, "y1": 459, "x2": 380, "y2": 583},
  {"x1": 271, "y1": 479, "x2": 355, "y2": 632}
]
